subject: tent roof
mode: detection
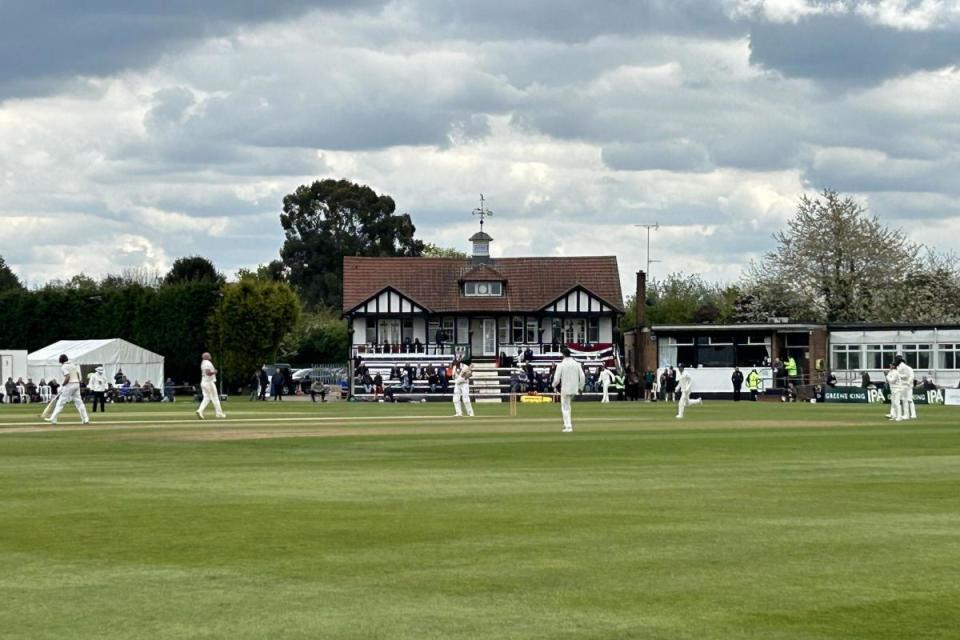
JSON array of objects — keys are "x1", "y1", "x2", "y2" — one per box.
[{"x1": 28, "y1": 339, "x2": 164, "y2": 363}]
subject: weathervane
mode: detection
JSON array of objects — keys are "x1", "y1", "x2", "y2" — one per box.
[{"x1": 472, "y1": 194, "x2": 493, "y2": 232}]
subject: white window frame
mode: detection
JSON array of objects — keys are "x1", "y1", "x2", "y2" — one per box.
[
  {"x1": 463, "y1": 281, "x2": 503, "y2": 297},
  {"x1": 938, "y1": 343, "x2": 960, "y2": 370},
  {"x1": 865, "y1": 344, "x2": 897, "y2": 370},
  {"x1": 901, "y1": 344, "x2": 931, "y2": 369},
  {"x1": 831, "y1": 344, "x2": 862, "y2": 371}
]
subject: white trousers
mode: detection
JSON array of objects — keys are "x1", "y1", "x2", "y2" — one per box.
[
  {"x1": 198, "y1": 380, "x2": 225, "y2": 417},
  {"x1": 560, "y1": 393, "x2": 574, "y2": 428},
  {"x1": 601, "y1": 383, "x2": 610, "y2": 403},
  {"x1": 889, "y1": 388, "x2": 902, "y2": 420},
  {"x1": 677, "y1": 391, "x2": 701, "y2": 418},
  {"x1": 49, "y1": 383, "x2": 88, "y2": 423},
  {"x1": 453, "y1": 382, "x2": 473, "y2": 416},
  {"x1": 900, "y1": 389, "x2": 916, "y2": 419}
]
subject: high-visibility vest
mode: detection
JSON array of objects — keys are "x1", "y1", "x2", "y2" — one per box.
[
  {"x1": 785, "y1": 358, "x2": 798, "y2": 376},
  {"x1": 747, "y1": 372, "x2": 760, "y2": 390}
]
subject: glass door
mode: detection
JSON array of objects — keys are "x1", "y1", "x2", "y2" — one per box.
[{"x1": 483, "y1": 319, "x2": 497, "y2": 356}]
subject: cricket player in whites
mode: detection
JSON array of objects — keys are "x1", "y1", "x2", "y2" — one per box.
[
  {"x1": 452, "y1": 357, "x2": 474, "y2": 417},
  {"x1": 895, "y1": 355, "x2": 917, "y2": 420},
  {"x1": 553, "y1": 346, "x2": 585, "y2": 432},
  {"x1": 675, "y1": 364, "x2": 703, "y2": 419},
  {"x1": 599, "y1": 366, "x2": 615, "y2": 403},
  {"x1": 885, "y1": 362, "x2": 902, "y2": 421},
  {"x1": 45, "y1": 354, "x2": 90, "y2": 425},
  {"x1": 196, "y1": 352, "x2": 226, "y2": 420}
]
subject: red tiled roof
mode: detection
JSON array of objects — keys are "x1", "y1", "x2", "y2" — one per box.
[
  {"x1": 343, "y1": 256, "x2": 624, "y2": 314},
  {"x1": 458, "y1": 263, "x2": 505, "y2": 281}
]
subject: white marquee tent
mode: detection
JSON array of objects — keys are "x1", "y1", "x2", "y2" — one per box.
[{"x1": 28, "y1": 339, "x2": 164, "y2": 385}]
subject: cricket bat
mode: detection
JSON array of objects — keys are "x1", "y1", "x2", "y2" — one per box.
[{"x1": 40, "y1": 394, "x2": 59, "y2": 419}]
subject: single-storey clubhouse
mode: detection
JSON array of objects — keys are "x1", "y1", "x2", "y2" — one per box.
[{"x1": 342, "y1": 228, "x2": 624, "y2": 360}]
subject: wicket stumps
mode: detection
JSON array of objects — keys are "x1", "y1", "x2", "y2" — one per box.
[{"x1": 508, "y1": 392, "x2": 517, "y2": 417}]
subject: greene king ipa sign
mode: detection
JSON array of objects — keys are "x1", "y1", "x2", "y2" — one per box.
[{"x1": 824, "y1": 386, "x2": 945, "y2": 405}]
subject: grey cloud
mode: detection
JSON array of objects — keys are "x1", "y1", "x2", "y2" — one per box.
[
  {"x1": 602, "y1": 141, "x2": 712, "y2": 172},
  {"x1": 0, "y1": 0, "x2": 386, "y2": 100},
  {"x1": 410, "y1": 0, "x2": 742, "y2": 42},
  {"x1": 749, "y1": 14, "x2": 960, "y2": 86}
]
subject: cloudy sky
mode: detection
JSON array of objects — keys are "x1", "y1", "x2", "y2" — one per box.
[{"x1": 3, "y1": 0, "x2": 960, "y2": 295}]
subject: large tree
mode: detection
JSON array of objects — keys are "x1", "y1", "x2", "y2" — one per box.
[
  {"x1": 0, "y1": 255, "x2": 24, "y2": 292},
  {"x1": 207, "y1": 279, "x2": 301, "y2": 390},
  {"x1": 620, "y1": 273, "x2": 740, "y2": 332},
  {"x1": 744, "y1": 190, "x2": 922, "y2": 322},
  {"x1": 279, "y1": 179, "x2": 424, "y2": 309},
  {"x1": 163, "y1": 256, "x2": 224, "y2": 286}
]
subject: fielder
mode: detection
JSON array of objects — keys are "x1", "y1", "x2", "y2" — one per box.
[
  {"x1": 196, "y1": 352, "x2": 226, "y2": 420},
  {"x1": 896, "y1": 355, "x2": 917, "y2": 420},
  {"x1": 885, "y1": 362, "x2": 901, "y2": 421},
  {"x1": 675, "y1": 364, "x2": 703, "y2": 419},
  {"x1": 552, "y1": 346, "x2": 585, "y2": 432},
  {"x1": 44, "y1": 354, "x2": 90, "y2": 426},
  {"x1": 599, "y1": 367, "x2": 614, "y2": 403},
  {"x1": 452, "y1": 358, "x2": 474, "y2": 417}
]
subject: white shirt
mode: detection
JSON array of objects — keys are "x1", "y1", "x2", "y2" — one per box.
[
  {"x1": 599, "y1": 369, "x2": 614, "y2": 387},
  {"x1": 453, "y1": 364, "x2": 471, "y2": 386},
  {"x1": 552, "y1": 357, "x2": 585, "y2": 395},
  {"x1": 201, "y1": 359, "x2": 217, "y2": 384},
  {"x1": 885, "y1": 369, "x2": 900, "y2": 389},
  {"x1": 61, "y1": 363, "x2": 80, "y2": 384},
  {"x1": 87, "y1": 371, "x2": 108, "y2": 392},
  {"x1": 678, "y1": 370, "x2": 692, "y2": 394},
  {"x1": 897, "y1": 362, "x2": 914, "y2": 388}
]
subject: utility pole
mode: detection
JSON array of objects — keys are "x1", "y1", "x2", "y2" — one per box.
[{"x1": 634, "y1": 223, "x2": 660, "y2": 277}]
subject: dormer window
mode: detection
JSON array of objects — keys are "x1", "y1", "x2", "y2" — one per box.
[{"x1": 464, "y1": 281, "x2": 503, "y2": 297}]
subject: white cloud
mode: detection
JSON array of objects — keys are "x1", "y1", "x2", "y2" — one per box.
[
  {"x1": 2, "y1": 1, "x2": 960, "y2": 291},
  {"x1": 855, "y1": 0, "x2": 960, "y2": 30}
]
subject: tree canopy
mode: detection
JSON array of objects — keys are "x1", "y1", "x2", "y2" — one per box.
[
  {"x1": 279, "y1": 179, "x2": 424, "y2": 309},
  {"x1": 163, "y1": 256, "x2": 224, "y2": 286},
  {"x1": 741, "y1": 189, "x2": 960, "y2": 323},
  {"x1": 0, "y1": 255, "x2": 24, "y2": 292},
  {"x1": 620, "y1": 273, "x2": 740, "y2": 332},
  {"x1": 422, "y1": 243, "x2": 468, "y2": 259},
  {"x1": 207, "y1": 279, "x2": 302, "y2": 388}
]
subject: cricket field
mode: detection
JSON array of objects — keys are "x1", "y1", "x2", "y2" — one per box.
[{"x1": 1, "y1": 399, "x2": 958, "y2": 639}]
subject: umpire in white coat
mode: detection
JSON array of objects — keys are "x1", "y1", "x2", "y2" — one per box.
[{"x1": 552, "y1": 346, "x2": 585, "y2": 432}]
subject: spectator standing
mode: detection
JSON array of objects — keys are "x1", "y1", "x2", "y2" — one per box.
[
  {"x1": 258, "y1": 367, "x2": 269, "y2": 400},
  {"x1": 747, "y1": 368, "x2": 761, "y2": 401},
  {"x1": 272, "y1": 368, "x2": 285, "y2": 401},
  {"x1": 248, "y1": 370, "x2": 260, "y2": 401},
  {"x1": 731, "y1": 367, "x2": 744, "y2": 402},
  {"x1": 860, "y1": 371, "x2": 872, "y2": 389},
  {"x1": 552, "y1": 346, "x2": 585, "y2": 433},
  {"x1": 87, "y1": 365, "x2": 109, "y2": 413},
  {"x1": 785, "y1": 356, "x2": 799, "y2": 384},
  {"x1": 5, "y1": 377, "x2": 19, "y2": 403},
  {"x1": 643, "y1": 370, "x2": 655, "y2": 401},
  {"x1": 163, "y1": 378, "x2": 176, "y2": 402}
]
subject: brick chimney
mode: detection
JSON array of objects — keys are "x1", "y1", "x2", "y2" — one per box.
[{"x1": 634, "y1": 270, "x2": 647, "y2": 371}]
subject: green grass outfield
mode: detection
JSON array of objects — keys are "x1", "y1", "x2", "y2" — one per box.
[{"x1": 1, "y1": 399, "x2": 958, "y2": 639}]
